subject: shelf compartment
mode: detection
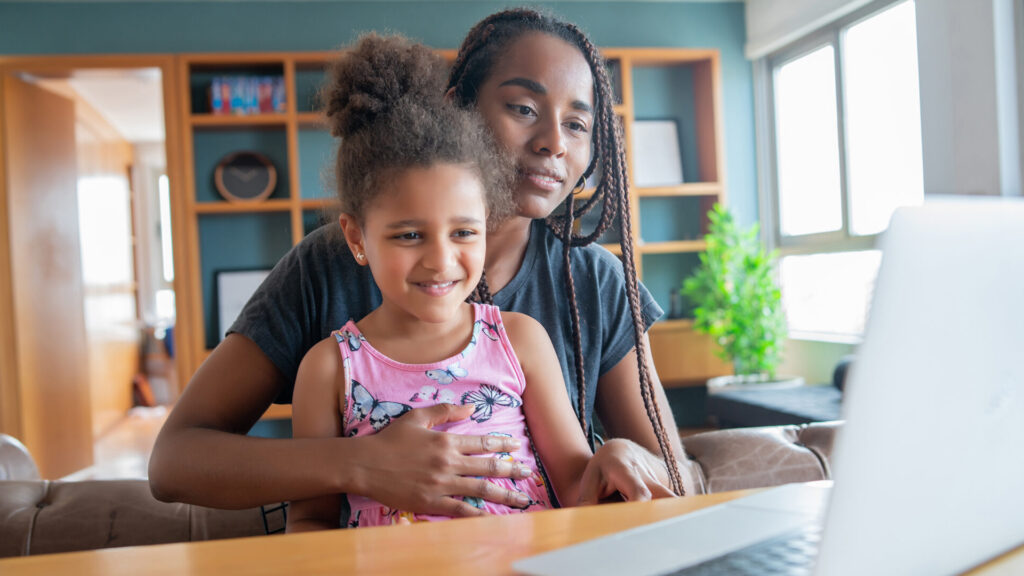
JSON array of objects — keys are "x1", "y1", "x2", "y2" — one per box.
[
  {"x1": 629, "y1": 58, "x2": 721, "y2": 187},
  {"x1": 295, "y1": 61, "x2": 327, "y2": 113},
  {"x1": 192, "y1": 127, "x2": 290, "y2": 203},
  {"x1": 638, "y1": 196, "x2": 705, "y2": 244},
  {"x1": 198, "y1": 212, "x2": 293, "y2": 349},
  {"x1": 641, "y1": 251, "x2": 702, "y2": 320},
  {"x1": 188, "y1": 62, "x2": 286, "y2": 115},
  {"x1": 297, "y1": 128, "x2": 336, "y2": 200}
]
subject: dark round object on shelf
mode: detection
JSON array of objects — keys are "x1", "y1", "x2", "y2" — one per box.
[{"x1": 214, "y1": 151, "x2": 276, "y2": 202}]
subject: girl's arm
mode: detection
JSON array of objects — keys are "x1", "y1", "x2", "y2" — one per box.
[
  {"x1": 287, "y1": 337, "x2": 347, "y2": 532},
  {"x1": 581, "y1": 332, "x2": 689, "y2": 503},
  {"x1": 148, "y1": 334, "x2": 528, "y2": 512},
  {"x1": 502, "y1": 312, "x2": 593, "y2": 507}
]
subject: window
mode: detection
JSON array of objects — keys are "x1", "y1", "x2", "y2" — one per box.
[{"x1": 760, "y1": 0, "x2": 923, "y2": 340}]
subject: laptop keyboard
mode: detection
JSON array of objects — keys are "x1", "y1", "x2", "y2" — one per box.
[{"x1": 669, "y1": 524, "x2": 823, "y2": 576}]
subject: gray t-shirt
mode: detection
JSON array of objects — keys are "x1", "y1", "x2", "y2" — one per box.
[{"x1": 230, "y1": 219, "x2": 663, "y2": 431}]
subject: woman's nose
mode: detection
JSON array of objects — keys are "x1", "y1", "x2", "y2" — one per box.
[{"x1": 531, "y1": 117, "x2": 567, "y2": 158}]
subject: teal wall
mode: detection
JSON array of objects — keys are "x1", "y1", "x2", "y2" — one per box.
[{"x1": 0, "y1": 1, "x2": 756, "y2": 225}]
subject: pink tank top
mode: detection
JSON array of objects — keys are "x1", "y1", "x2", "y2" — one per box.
[{"x1": 334, "y1": 302, "x2": 553, "y2": 527}]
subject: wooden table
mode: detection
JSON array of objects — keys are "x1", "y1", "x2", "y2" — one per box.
[{"x1": 1, "y1": 488, "x2": 1021, "y2": 575}]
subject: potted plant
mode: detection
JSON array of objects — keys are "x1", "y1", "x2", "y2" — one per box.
[{"x1": 681, "y1": 204, "x2": 797, "y2": 390}]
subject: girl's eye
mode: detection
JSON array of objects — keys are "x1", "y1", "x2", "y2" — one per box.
[
  {"x1": 394, "y1": 232, "x2": 421, "y2": 241},
  {"x1": 453, "y1": 229, "x2": 478, "y2": 239}
]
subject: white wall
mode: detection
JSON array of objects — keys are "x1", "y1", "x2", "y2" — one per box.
[
  {"x1": 131, "y1": 142, "x2": 169, "y2": 325},
  {"x1": 916, "y1": 0, "x2": 1022, "y2": 196}
]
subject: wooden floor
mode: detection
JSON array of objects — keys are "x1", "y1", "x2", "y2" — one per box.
[{"x1": 65, "y1": 406, "x2": 169, "y2": 480}]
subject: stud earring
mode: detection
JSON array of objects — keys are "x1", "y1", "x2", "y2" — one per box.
[{"x1": 356, "y1": 252, "x2": 365, "y2": 262}]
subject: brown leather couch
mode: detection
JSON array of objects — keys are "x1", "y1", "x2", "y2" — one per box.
[{"x1": 0, "y1": 421, "x2": 839, "y2": 558}]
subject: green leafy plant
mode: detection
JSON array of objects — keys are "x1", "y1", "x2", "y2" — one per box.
[{"x1": 681, "y1": 204, "x2": 787, "y2": 379}]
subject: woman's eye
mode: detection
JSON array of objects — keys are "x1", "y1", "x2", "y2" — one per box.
[
  {"x1": 453, "y1": 229, "x2": 478, "y2": 239},
  {"x1": 566, "y1": 120, "x2": 589, "y2": 134},
  {"x1": 508, "y1": 103, "x2": 536, "y2": 117}
]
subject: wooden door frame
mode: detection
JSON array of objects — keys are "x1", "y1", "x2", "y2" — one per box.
[{"x1": 0, "y1": 54, "x2": 189, "y2": 436}]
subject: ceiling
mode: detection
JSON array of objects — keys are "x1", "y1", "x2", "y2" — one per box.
[{"x1": 66, "y1": 68, "x2": 165, "y2": 144}]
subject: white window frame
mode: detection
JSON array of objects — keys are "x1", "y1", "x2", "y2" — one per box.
[{"x1": 754, "y1": 0, "x2": 918, "y2": 341}]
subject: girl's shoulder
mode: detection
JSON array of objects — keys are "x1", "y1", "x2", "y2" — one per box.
[
  {"x1": 296, "y1": 333, "x2": 349, "y2": 391},
  {"x1": 498, "y1": 310, "x2": 549, "y2": 348}
]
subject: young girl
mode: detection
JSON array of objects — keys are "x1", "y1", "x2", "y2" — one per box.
[{"x1": 285, "y1": 34, "x2": 592, "y2": 532}]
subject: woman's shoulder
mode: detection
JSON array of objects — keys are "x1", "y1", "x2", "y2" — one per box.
[{"x1": 293, "y1": 223, "x2": 349, "y2": 260}]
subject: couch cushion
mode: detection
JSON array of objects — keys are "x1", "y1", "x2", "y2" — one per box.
[
  {"x1": 16, "y1": 480, "x2": 266, "y2": 556},
  {"x1": 682, "y1": 423, "x2": 836, "y2": 493}
]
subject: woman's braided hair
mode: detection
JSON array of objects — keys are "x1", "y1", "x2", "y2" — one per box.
[{"x1": 448, "y1": 8, "x2": 686, "y2": 496}]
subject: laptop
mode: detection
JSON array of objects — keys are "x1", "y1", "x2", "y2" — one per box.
[{"x1": 515, "y1": 196, "x2": 1024, "y2": 576}]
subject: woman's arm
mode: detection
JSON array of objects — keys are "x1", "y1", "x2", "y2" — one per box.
[
  {"x1": 149, "y1": 334, "x2": 530, "y2": 511},
  {"x1": 579, "y1": 332, "x2": 687, "y2": 504},
  {"x1": 503, "y1": 312, "x2": 593, "y2": 507}
]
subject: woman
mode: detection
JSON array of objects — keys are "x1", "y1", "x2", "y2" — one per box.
[{"x1": 149, "y1": 8, "x2": 690, "y2": 515}]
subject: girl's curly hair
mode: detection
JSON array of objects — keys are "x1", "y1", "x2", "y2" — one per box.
[{"x1": 322, "y1": 33, "x2": 514, "y2": 228}]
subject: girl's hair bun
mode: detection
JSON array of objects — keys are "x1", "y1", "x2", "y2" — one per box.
[{"x1": 323, "y1": 33, "x2": 448, "y2": 139}]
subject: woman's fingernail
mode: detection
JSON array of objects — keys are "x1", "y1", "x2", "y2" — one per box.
[
  {"x1": 517, "y1": 465, "x2": 532, "y2": 476},
  {"x1": 510, "y1": 439, "x2": 522, "y2": 449},
  {"x1": 516, "y1": 494, "x2": 531, "y2": 506}
]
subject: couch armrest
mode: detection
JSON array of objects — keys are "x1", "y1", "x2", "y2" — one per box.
[
  {"x1": 0, "y1": 434, "x2": 40, "y2": 481},
  {"x1": 681, "y1": 421, "x2": 840, "y2": 494}
]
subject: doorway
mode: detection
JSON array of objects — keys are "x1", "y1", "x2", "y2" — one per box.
[{"x1": 0, "y1": 56, "x2": 184, "y2": 478}]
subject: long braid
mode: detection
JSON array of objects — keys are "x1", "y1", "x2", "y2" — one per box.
[
  {"x1": 559, "y1": 192, "x2": 588, "y2": 434},
  {"x1": 557, "y1": 22, "x2": 686, "y2": 496},
  {"x1": 469, "y1": 270, "x2": 494, "y2": 305},
  {"x1": 449, "y1": 8, "x2": 685, "y2": 496}
]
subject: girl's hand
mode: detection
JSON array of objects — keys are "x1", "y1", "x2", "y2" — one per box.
[
  {"x1": 352, "y1": 403, "x2": 534, "y2": 517},
  {"x1": 576, "y1": 438, "x2": 676, "y2": 505}
]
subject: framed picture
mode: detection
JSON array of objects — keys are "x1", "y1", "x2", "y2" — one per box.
[
  {"x1": 215, "y1": 269, "x2": 271, "y2": 341},
  {"x1": 631, "y1": 119, "x2": 684, "y2": 187}
]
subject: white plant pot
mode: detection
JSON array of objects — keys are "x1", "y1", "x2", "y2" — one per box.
[{"x1": 706, "y1": 374, "x2": 805, "y2": 395}]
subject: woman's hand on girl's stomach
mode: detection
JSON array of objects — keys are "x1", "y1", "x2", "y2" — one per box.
[{"x1": 351, "y1": 403, "x2": 534, "y2": 517}]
